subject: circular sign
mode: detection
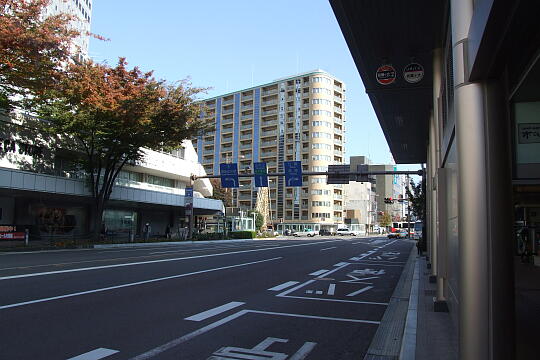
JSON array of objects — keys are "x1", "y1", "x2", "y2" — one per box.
[
  {"x1": 376, "y1": 65, "x2": 396, "y2": 85},
  {"x1": 403, "y1": 63, "x2": 424, "y2": 84}
]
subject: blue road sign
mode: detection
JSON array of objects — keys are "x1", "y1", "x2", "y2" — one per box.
[
  {"x1": 185, "y1": 187, "x2": 193, "y2": 204},
  {"x1": 253, "y1": 162, "x2": 268, "y2": 187},
  {"x1": 220, "y1": 163, "x2": 239, "y2": 188},
  {"x1": 284, "y1": 161, "x2": 302, "y2": 187}
]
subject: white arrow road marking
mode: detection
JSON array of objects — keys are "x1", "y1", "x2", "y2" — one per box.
[
  {"x1": 185, "y1": 301, "x2": 245, "y2": 322},
  {"x1": 340, "y1": 276, "x2": 379, "y2": 284},
  {"x1": 289, "y1": 342, "x2": 318, "y2": 360},
  {"x1": 346, "y1": 286, "x2": 374, "y2": 297},
  {"x1": 333, "y1": 262, "x2": 349, "y2": 267},
  {"x1": 67, "y1": 348, "x2": 119, "y2": 360}
]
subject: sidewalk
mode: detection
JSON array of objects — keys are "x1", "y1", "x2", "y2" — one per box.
[{"x1": 414, "y1": 255, "x2": 458, "y2": 359}]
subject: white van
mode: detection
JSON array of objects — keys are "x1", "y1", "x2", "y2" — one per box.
[{"x1": 336, "y1": 227, "x2": 361, "y2": 236}]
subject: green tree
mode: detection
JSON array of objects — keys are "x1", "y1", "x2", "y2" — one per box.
[
  {"x1": 380, "y1": 212, "x2": 392, "y2": 227},
  {"x1": 406, "y1": 178, "x2": 426, "y2": 220},
  {"x1": 209, "y1": 178, "x2": 232, "y2": 207},
  {"x1": 37, "y1": 58, "x2": 209, "y2": 240},
  {"x1": 250, "y1": 210, "x2": 264, "y2": 230}
]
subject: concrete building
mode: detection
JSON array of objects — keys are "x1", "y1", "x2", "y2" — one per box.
[
  {"x1": 43, "y1": 0, "x2": 92, "y2": 61},
  {"x1": 332, "y1": 0, "x2": 540, "y2": 358},
  {"x1": 0, "y1": 114, "x2": 222, "y2": 243},
  {"x1": 348, "y1": 156, "x2": 405, "y2": 223},
  {"x1": 194, "y1": 70, "x2": 346, "y2": 233}
]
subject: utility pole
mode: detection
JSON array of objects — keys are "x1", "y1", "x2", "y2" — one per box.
[{"x1": 406, "y1": 174, "x2": 411, "y2": 238}]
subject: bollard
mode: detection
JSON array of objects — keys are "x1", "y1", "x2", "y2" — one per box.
[{"x1": 25, "y1": 228, "x2": 29, "y2": 246}]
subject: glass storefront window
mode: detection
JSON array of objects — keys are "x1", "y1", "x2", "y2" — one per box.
[{"x1": 102, "y1": 209, "x2": 137, "y2": 235}]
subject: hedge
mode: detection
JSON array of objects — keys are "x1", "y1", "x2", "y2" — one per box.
[{"x1": 229, "y1": 231, "x2": 257, "y2": 239}]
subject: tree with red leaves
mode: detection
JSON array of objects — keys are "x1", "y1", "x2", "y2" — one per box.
[
  {"x1": 0, "y1": 0, "x2": 81, "y2": 111},
  {"x1": 37, "y1": 58, "x2": 210, "y2": 240}
]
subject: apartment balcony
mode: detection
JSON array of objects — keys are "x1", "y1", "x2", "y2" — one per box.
[
  {"x1": 333, "y1": 85, "x2": 342, "y2": 92},
  {"x1": 240, "y1": 134, "x2": 252, "y2": 140},
  {"x1": 261, "y1": 130, "x2": 277, "y2": 137},
  {"x1": 333, "y1": 96, "x2": 343, "y2": 103},
  {"x1": 261, "y1": 140, "x2": 277, "y2": 147},
  {"x1": 333, "y1": 117, "x2": 343, "y2": 125},
  {"x1": 261, "y1": 151, "x2": 277, "y2": 157},
  {"x1": 334, "y1": 194, "x2": 343, "y2": 199},
  {"x1": 223, "y1": 98, "x2": 234, "y2": 105},
  {"x1": 241, "y1": 104, "x2": 253, "y2": 110},
  {"x1": 302, "y1": 104, "x2": 310, "y2": 109},
  {"x1": 334, "y1": 139, "x2": 342, "y2": 145},
  {"x1": 222, "y1": 108, "x2": 234, "y2": 115},
  {"x1": 222, "y1": 117, "x2": 233, "y2": 124},
  {"x1": 205, "y1": 102, "x2": 216, "y2": 108},
  {"x1": 202, "y1": 149, "x2": 214, "y2": 155},
  {"x1": 334, "y1": 128, "x2": 343, "y2": 135},
  {"x1": 240, "y1": 144, "x2": 252, "y2": 150},
  {"x1": 261, "y1": 89, "x2": 278, "y2": 96},
  {"x1": 242, "y1": 95, "x2": 253, "y2": 101},
  {"x1": 262, "y1": 100, "x2": 277, "y2": 106},
  {"x1": 287, "y1": 106, "x2": 294, "y2": 112},
  {"x1": 240, "y1": 124, "x2": 252, "y2": 130},
  {"x1": 221, "y1": 127, "x2": 233, "y2": 134},
  {"x1": 334, "y1": 206, "x2": 343, "y2": 210},
  {"x1": 238, "y1": 194, "x2": 252, "y2": 201},
  {"x1": 262, "y1": 109, "x2": 277, "y2": 116},
  {"x1": 301, "y1": 114, "x2": 309, "y2": 120},
  {"x1": 262, "y1": 119, "x2": 278, "y2": 126},
  {"x1": 334, "y1": 150, "x2": 342, "y2": 155},
  {"x1": 334, "y1": 107, "x2": 342, "y2": 113}
]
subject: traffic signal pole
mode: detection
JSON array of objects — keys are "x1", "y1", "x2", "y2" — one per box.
[{"x1": 192, "y1": 169, "x2": 423, "y2": 181}]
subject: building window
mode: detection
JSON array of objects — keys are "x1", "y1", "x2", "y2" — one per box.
[
  {"x1": 311, "y1": 212, "x2": 331, "y2": 218},
  {"x1": 312, "y1": 120, "x2": 332, "y2": 128},
  {"x1": 312, "y1": 143, "x2": 331, "y2": 150},
  {"x1": 311, "y1": 189, "x2": 330, "y2": 195},
  {"x1": 147, "y1": 175, "x2": 175, "y2": 188},
  {"x1": 312, "y1": 132, "x2": 331, "y2": 139},
  {"x1": 312, "y1": 99, "x2": 332, "y2": 106},
  {"x1": 312, "y1": 166, "x2": 328, "y2": 172},
  {"x1": 312, "y1": 201, "x2": 331, "y2": 207},
  {"x1": 312, "y1": 88, "x2": 332, "y2": 95},
  {"x1": 312, "y1": 155, "x2": 331, "y2": 161},
  {"x1": 312, "y1": 110, "x2": 332, "y2": 117},
  {"x1": 311, "y1": 177, "x2": 326, "y2": 184}
]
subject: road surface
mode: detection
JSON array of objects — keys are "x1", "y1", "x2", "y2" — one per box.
[{"x1": 0, "y1": 236, "x2": 413, "y2": 360}]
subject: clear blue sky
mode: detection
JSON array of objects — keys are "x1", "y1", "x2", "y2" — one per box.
[{"x1": 89, "y1": 0, "x2": 418, "y2": 171}]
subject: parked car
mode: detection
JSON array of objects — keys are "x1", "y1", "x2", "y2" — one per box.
[
  {"x1": 292, "y1": 229, "x2": 317, "y2": 237},
  {"x1": 388, "y1": 229, "x2": 408, "y2": 239},
  {"x1": 319, "y1": 229, "x2": 335, "y2": 236},
  {"x1": 336, "y1": 227, "x2": 361, "y2": 236}
]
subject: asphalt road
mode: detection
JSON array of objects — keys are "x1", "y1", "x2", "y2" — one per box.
[{"x1": 0, "y1": 236, "x2": 413, "y2": 360}]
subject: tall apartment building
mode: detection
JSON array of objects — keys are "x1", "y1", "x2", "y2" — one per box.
[
  {"x1": 43, "y1": 0, "x2": 92, "y2": 61},
  {"x1": 194, "y1": 70, "x2": 346, "y2": 233}
]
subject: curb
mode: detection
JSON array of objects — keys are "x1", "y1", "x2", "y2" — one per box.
[
  {"x1": 399, "y1": 255, "x2": 419, "y2": 359},
  {"x1": 363, "y1": 244, "x2": 416, "y2": 360}
]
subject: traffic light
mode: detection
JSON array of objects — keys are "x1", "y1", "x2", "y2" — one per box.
[{"x1": 384, "y1": 197, "x2": 394, "y2": 204}]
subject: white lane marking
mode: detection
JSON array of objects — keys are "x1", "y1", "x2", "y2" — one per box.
[
  {"x1": 252, "y1": 337, "x2": 288, "y2": 351},
  {"x1": 67, "y1": 348, "x2": 119, "y2": 360},
  {"x1": 289, "y1": 342, "x2": 318, "y2": 360},
  {"x1": 278, "y1": 280, "x2": 316, "y2": 296},
  {"x1": 309, "y1": 269, "x2": 328, "y2": 276},
  {"x1": 0, "y1": 258, "x2": 281, "y2": 310},
  {"x1": 0, "y1": 240, "x2": 339, "y2": 281},
  {"x1": 130, "y1": 309, "x2": 376, "y2": 360},
  {"x1": 327, "y1": 284, "x2": 336, "y2": 295},
  {"x1": 249, "y1": 310, "x2": 380, "y2": 324},
  {"x1": 267, "y1": 281, "x2": 300, "y2": 292},
  {"x1": 351, "y1": 261, "x2": 405, "y2": 267},
  {"x1": 333, "y1": 262, "x2": 349, "y2": 267},
  {"x1": 315, "y1": 291, "x2": 323, "y2": 295},
  {"x1": 281, "y1": 295, "x2": 387, "y2": 306},
  {"x1": 130, "y1": 310, "x2": 250, "y2": 360},
  {"x1": 320, "y1": 247, "x2": 337, "y2": 251},
  {"x1": 306, "y1": 290, "x2": 313, "y2": 294},
  {"x1": 346, "y1": 286, "x2": 374, "y2": 297},
  {"x1": 185, "y1": 301, "x2": 245, "y2": 322}
]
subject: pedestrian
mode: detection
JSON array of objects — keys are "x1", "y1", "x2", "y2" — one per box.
[
  {"x1": 165, "y1": 224, "x2": 171, "y2": 239},
  {"x1": 416, "y1": 240, "x2": 422, "y2": 255},
  {"x1": 143, "y1": 222, "x2": 151, "y2": 241}
]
